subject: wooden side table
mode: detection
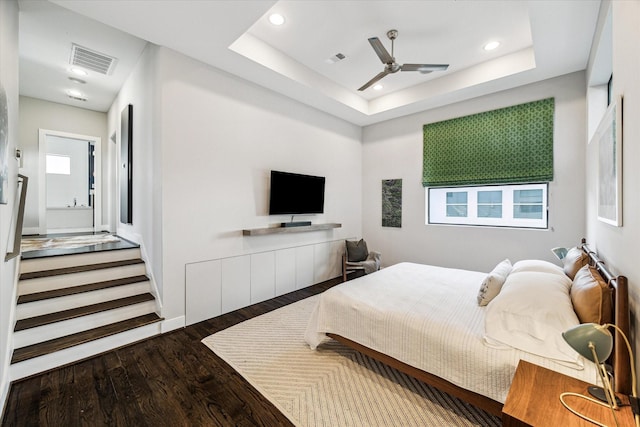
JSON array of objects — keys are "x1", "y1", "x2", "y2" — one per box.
[{"x1": 503, "y1": 360, "x2": 635, "y2": 426}]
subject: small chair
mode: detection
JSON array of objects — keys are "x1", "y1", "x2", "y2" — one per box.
[{"x1": 342, "y1": 239, "x2": 381, "y2": 282}]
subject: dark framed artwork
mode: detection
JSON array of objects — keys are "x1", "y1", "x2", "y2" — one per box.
[
  {"x1": 382, "y1": 179, "x2": 402, "y2": 227},
  {"x1": 120, "y1": 104, "x2": 133, "y2": 224},
  {"x1": 0, "y1": 84, "x2": 8, "y2": 204}
]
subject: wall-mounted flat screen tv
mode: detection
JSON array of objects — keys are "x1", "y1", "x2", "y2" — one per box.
[{"x1": 269, "y1": 170, "x2": 325, "y2": 215}]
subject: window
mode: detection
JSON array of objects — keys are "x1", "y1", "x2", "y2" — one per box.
[
  {"x1": 46, "y1": 154, "x2": 71, "y2": 175},
  {"x1": 427, "y1": 183, "x2": 548, "y2": 229},
  {"x1": 446, "y1": 191, "x2": 467, "y2": 217},
  {"x1": 477, "y1": 190, "x2": 502, "y2": 218},
  {"x1": 513, "y1": 189, "x2": 544, "y2": 219}
]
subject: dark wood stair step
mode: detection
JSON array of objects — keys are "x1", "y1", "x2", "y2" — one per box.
[
  {"x1": 19, "y1": 258, "x2": 145, "y2": 280},
  {"x1": 11, "y1": 313, "x2": 163, "y2": 364},
  {"x1": 17, "y1": 275, "x2": 150, "y2": 304},
  {"x1": 14, "y1": 293, "x2": 156, "y2": 331}
]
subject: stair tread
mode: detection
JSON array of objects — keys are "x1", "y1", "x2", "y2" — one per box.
[
  {"x1": 19, "y1": 258, "x2": 145, "y2": 280},
  {"x1": 11, "y1": 313, "x2": 163, "y2": 364},
  {"x1": 14, "y1": 293, "x2": 156, "y2": 331},
  {"x1": 20, "y1": 235, "x2": 139, "y2": 261},
  {"x1": 17, "y1": 275, "x2": 150, "y2": 304}
]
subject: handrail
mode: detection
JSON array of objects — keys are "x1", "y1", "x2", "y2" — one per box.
[{"x1": 5, "y1": 174, "x2": 28, "y2": 261}]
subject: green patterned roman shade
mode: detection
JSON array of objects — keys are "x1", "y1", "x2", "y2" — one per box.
[{"x1": 423, "y1": 98, "x2": 554, "y2": 187}]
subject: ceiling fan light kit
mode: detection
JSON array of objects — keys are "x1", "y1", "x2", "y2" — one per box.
[{"x1": 358, "y1": 29, "x2": 449, "y2": 91}]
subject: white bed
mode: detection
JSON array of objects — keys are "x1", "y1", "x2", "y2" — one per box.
[{"x1": 305, "y1": 261, "x2": 599, "y2": 408}]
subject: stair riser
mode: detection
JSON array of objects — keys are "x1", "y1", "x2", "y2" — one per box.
[
  {"x1": 16, "y1": 282, "x2": 152, "y2": 320},
  {"x1": 18, "y1": 264, "x2": 147, "y2": 295},
  {"x1": 20, "y1": 248, "x2": 142, "y2": 274},
  {"x1": 13, "y1": 301, "x2": 156, "y2": 348},
  {"x1": 10, "y1": 321, "x2": 162, "y2": 381}
]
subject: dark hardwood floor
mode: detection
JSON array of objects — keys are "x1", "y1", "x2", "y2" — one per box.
[{"x1": 2, "y1": 278, "x2": 345, "y2": 427}]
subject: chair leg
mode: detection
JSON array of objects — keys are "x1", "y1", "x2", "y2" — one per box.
[{"x1": 342, "y1": 253, "x2": 347, "y2": 282}]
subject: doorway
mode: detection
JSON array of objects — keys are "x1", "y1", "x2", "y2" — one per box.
[{"x1": 38, "y1": 129, "x2": 102, "y2": 234}]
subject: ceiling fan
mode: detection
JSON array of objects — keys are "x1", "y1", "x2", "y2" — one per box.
[{"x1": 358, "y1": 29, "x2": 449, "y2": 91}]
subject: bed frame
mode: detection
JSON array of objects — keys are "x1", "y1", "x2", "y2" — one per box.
[{"x1": 327, "y1": 239, "x2": 631, "y2": 417}]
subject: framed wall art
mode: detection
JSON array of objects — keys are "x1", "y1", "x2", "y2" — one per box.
[
  {"x1": 594, "y1": 95, "x2": 623, "y2": 226},
  {"x1": 120, "y1": 104, "x2": 133, "y2": 224},
  {"x1": 382, "y1": 179, "x2": 402, "y2": 228}
]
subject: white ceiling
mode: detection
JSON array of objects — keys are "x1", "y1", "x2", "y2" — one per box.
[{"x1": 19, "y1": 0, "x2": 601, "y2": 126}]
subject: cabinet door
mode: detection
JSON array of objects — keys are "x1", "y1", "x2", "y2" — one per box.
[
  {"x1": 251, "y1": 252, "x2": 275, "y2": 304},
  {"x1": 314, "y1": 240, "x2": 343, "y2": 283},
  {"x1": 221, "y1": 255, "x2": 251, "y2": 314},
  {"x1": 185, "y1": 260, "x2": 221, "y2": 326},
  {"x1": 295, "y1": 245, "x2": 314, "y2": 289},
  {"x1": 275, "y1": 248, "x2": 296, "y2": 296}
]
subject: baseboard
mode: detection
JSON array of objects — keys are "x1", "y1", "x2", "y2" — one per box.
[
  {"x1": 22, "y1": 226, "x2": 112, "y2": 236},
  {"x1": 21, "y1": 227, "x2": 39, "y2": 236},
  {"x1": 46, "y1": 227, "x2": 97, "y2": 234},
  {"x1": 161, "y1": 316, "x2": 184, "y2": 333},
  {"x1": 114, "y1": 227, "x2": 140, "y2": 245}
]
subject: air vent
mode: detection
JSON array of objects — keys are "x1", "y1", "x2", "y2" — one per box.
[{"x1": 70, "y1": 43, "x2": 117, "y2": 75}]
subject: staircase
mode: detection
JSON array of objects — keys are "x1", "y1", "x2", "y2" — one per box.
[{"x1": 10, "y1": 239, "x2": 163, "y2": 380}]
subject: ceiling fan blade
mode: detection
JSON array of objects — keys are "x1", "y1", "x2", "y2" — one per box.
[
  {"x1": 368, "y1": 37, "x2": 394, "y2": 64},
  {"x1": 358, "y1": 70, "x2": 390, "y2": 91},
  {"x1": 401, "y1": 63, "x2": 449, "y2": 73}
]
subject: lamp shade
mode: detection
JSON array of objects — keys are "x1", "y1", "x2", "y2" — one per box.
[
  {"x1": 551, "y1": 247, "x2": 568, "y2": 260},
  {"x1": 562, "y1": 323, "x2": 613, "y2": 362}
]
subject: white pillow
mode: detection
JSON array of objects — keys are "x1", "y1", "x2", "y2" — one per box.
[
  {"x1": 477, "y1": 259, "x2": 512, "y2": 306},
  {"x1": 562, "y1": 247, "x2": 589, "y2": 279},
  {"x1": 484, "y1": 270, "x2": 581, "y2": 366},
  {"x1": 511, "y1": 259, "x2": 566, "y2": 277}
]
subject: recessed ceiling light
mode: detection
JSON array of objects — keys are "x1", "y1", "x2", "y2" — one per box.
[
  {"x1": 70, "y1": 67, "x2": 88, "y2": 76},
  {"x1": 483, "y1": 41, "x2": 500, "y2": 51},
  {"x1": 67, "y1": 89, "x2": 84, "y2": 98},
  {"x1": 68, "y1": 77, "x2": 86, "y2": 84},
  {"x1": 269, "y1": 13, "x2": 285, "y2": 26},
  {"x1": 373, "y1": 84, "x2": 383, "y2": 91}
]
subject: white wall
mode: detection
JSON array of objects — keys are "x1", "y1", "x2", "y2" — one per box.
[
  {"x1": 362, "y1": 72, "x2": 587, "y2": 273},
  {"x1": 18, "y1": 96, "x2": 108, "y2": 232},
  {"x1": 108, "y1": 46, "x2": 362, "y2": 326},
  {"x1": 108, "y1": 43, "x2": 162, "y2": 308},
  {"x1": 586, "y1": 0, "x2": 640, "y2": 388},
  {"x1": 0, "y1": 0, "x2": 20, "y2": 415}
]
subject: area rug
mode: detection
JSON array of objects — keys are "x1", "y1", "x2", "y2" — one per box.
[
  {"x1": 20, "y1": 234, "x2": 121, "y2": 252},
  {"x1": 202, "y1": 296, "x2": 501, "y2": 427}
]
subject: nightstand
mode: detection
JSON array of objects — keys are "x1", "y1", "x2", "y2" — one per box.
[{"x1": 503, "y1": 360, "x2": 635, "y2": 426}]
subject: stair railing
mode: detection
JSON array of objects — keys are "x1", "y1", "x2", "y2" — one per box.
[{"x1": 6, "y1": 174, "x2": 28, "y2": 261}]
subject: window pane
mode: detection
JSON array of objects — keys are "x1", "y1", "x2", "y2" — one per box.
[
  {"x1": 46, "y1": 154, "x2": 71, "y2": 175},
  {"x1": 478, "y1": 191, "x2": 502, "y2": 204},
  {"x1": 514, "y1": 189, "x2": 542, "y2": 203},
  {"x1": 514, "y1": 205, "x2": 543, "y2": 219},
  {"x1": 446, "y1": 192, "x2": 467, "y2": 204},
  {"x1": 446, "y1": 205, "x2": 467, "y2": 217},
  {"x1": 478, "y1": 205, "x2": 502, "y2": 218}
]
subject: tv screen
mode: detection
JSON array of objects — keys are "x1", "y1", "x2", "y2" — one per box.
[{"x1": 269, "y1": 170, "x2": 325, "y2": 215}]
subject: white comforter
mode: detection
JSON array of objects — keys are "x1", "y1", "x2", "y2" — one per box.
[{"x1": 304, "y1": 262, "x2": 597, "y2": 403}]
